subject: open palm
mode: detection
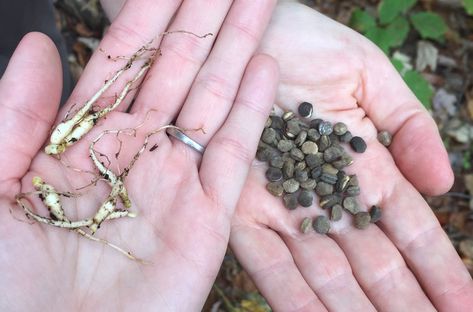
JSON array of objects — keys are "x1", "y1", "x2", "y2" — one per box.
[
  {"x1": 0, "y1": 1, "x2": 279, "y2": 310},
  {"x1": 230, "y1": 2, "x2": 473, "y2": 311}
]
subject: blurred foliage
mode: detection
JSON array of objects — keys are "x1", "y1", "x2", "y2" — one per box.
[{"x1": 463, "y1": 0, "x2": 473, "y2": 15}]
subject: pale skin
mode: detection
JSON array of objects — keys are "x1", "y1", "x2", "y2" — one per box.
[{"x1": 0, "y1": 1, "x2": 472, "y2": 312}]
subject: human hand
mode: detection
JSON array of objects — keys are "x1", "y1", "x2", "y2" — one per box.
[
  {"x1": 0, "y1": 1, "x2": 278, "y2": 310},
  {"x1": 229, "y1": 2, "x2": 473, "y2": 311}
]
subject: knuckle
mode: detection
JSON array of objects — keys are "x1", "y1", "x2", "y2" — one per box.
[
  {"x1": 104, "y1": 22, "x2": 150, "y2": 51},
  {"x1": 227, "y1": 20, "x2": 259, "y2": 44},
  {"x1": 161, "y1": 34, "x2": 210, "y2": 67},
  {"x1": 197, "y1": 72, "x2": 235, "y2": 102},
  {"x1": 212, "y1": 135, "x2": 252, "y2": 165}
]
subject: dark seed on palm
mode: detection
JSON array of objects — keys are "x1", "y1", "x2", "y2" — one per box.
[
  {"x1": 333, "y1": 122, "x2": 348, "y2": 136},
  {"x1": 320, "y1": 173, "x2": 338, "y2": 185},
  {"x1": 343, "y1": 197, "x2": 361, "y2": 214},
  {"x1": 346, "y1": 185, "x2": 361, "y2": 196},
  {"x1": 339, "y1": 131, "x2": 353, "y2": 143},
  {"x1": 318, "y1": 121, "x2": 333, "y2": 136},
  {"x1": 311, "y1": 166, "x2": 322, "y2": 179},
  {"x1": 331, "y1": 204, "x2": 343, "y2": 221},
  {"x1": 295, "y1": 161, "x2": 307, "y2": 171},
  {"x1": 323, "y1": 146, "x2": 343, "y2": 162},
  {"x1": 283, "y1": 179, "x2": 300, "y2": 193},
  {"x1": 283, "y1": 160, "x2": 295, "y2": 178},
  {"x1": 377, "y1": 130, "x2": 392, "y2": 147},
  {"x1": 336, "y1": 174, "x2": 350, "y2": 192},
  {"x1": 322, "y1": 164, "x2": 338, "y2": 175},
  {"x1": 295, "y1": 169, "x2": 309, "y2": 183},
  {"x1": 278, "y1": 140, "x2": 294, "y2": 153},
  {"x1": 354, "y1": 212, "x2": 371, "y2": 229},
  {"x1": 315, "y1": 182, "x2": 334, "y2": 196},
  {"x1": 300, "y1": 217, "x2": 313, "y2": 233},
  {"x1": 290, "y1": 148, "x2": 305, "y2": 161},
  {"x1": 307, "y1": 128, "x2": 320, "y2": 141},
  {"x1": 295, "y1": 130, "x2": 308, "y2": 146},
  {"x1": 266, "y1": 167, "x2": 283, "y2": 182},
  {"x1": 310, "y1": 118, "x2": 323, "y2": 129},
  {"x1": 283, "y1": 193, "x2": 298, "y2": 210},
  {"x1": 262, "y1": 128, "x2": 277, "y2": 144},
  {"x1": 318, "y1": 135, "x2": 331, "y2": 152},
  {"x1": 286, "y1": 119, "x2": 301, "y2": 137},
  {"x1": 350, "y1": 136, "x2": 367, "y2": 153},
  {"x1": 305, "y1": 153, "x2": 324, "y2": 168},
  {"x1": 332, "y1": 154, "x2": 353, "y2": 169},
  {"x1": 265, "y1": 117, "x2": 272, "y2": 128},
  {"x1": 329, "y1": 133, "x2": 340, "y2": 145},
  {"x1": 300, "y1": 179, "x2": 317, "y2": 190},
  {"x1": 269, "y1": 156, "x2": 284, "y2": 169},
  {"x1": 282, "y1": 111, "x2": 295, "y2": 121},
  {"x1": 266, "y1": 182, "x2": 284, "y2": 197},
  {"x1": 256, "y1": 145, "x2": 279, "y2": 162},
  {"x1": 271, "y1": 116, "x2": 285, "y2": 129},
  {"x1": 298, "y1": 190, "x2": 313, "y2": 207},
  {"x1": 313, "y1": 216, "x2": 330, "y2": 234},
  {"x1": 348, "y1": 175, "x2": 359, "y2": 186},
  {"x1": 301, "y1": 141, "x2": 318, "y2": 155},
  {"x1": 369, "y1": 205, "x2": 382, "y2": 223},
  {"x1": 298, "y1": 102, "x2": 314, "y2": 118},
  {"x1": 320, "y1": 194, "x2": 340, "y2": 209}
]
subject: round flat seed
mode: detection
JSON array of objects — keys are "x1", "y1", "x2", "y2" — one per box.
[
  {"x1": 322, "y1": 164, "x2": 338, "y2": 175},
  {"x1": 339, "y1": 131, "x2": 353, "y2": 143},
  {"x1": 354, "y1": 212, "x2": 371, "y2": 229},
  {"x1": 295, "y1": 161, "x2": 307, "y2": 171},
  {"x1": 295, "y1": 130, "x2": 308, "y2": 146},
  {"x1": 313, "y1": 216, "x2": 330, "y2": 234},
  {"x1": 283, "y1": 179, "x2": 300, "y2": 193},
  {"x1": 318, "y1": 121, "x2": 333, "y2": 136},
  {"x1": 266, "y1": 182, "x2": 284, "y2": 197},
  {"x1": 278, "y1": 140, "x2": 294, "y2": 153},
  {"x1": 315, "y1": 182, "x2": 334, "y2": 196},
  {"x1": 286, "y1": 119, "x2": 302, "y2": 137},
  {"x1": 336, "y1": 174, "x2": 350, "y2": 192},
  {"x1": 323, "y1": 146, "x2": 343, "y2": 162},
  {"x1": 283, "y1": 160, "x2": 295, "y2": 178},
  {"x1": 290, "y1": 148, "x2": 305, "y2": 161},
  {"x1": 271, "y1": 116, "x2": 285, "y2": 130},
  {"x1": 298, "y1": 190, "x2": 314, "y2": 207},
  {"x1": 369, "y1": 205, "x2": 382, "y2": 223},
  {"x1": 319, "y1": 194, "x2": 340, "y2": 209},
  {"x1": 318, "y1": 135, "x2": 331, "y2": 152},
  {"x1": 295, "y1": 169, "x2": 309, "y2": 183},
  {"x1": 332, "y1": 154, "x2": 353, "y2": 169},
  {"x1": 307, "y1": 128, "x2": 320, "y2": 142},
  {"x1": 298, "y1": 102, "x2": 313, "y2": 118},
  {"x1": 301, "y1": 141, "x2": 318, "y2": 155},
  {"x1": 333, "y1": 122, "x2": 348, "y2": 136},
  {"x1": 348, "y1": 175, "x2": 359, "y2": 186},
  {"x1": 377, "y1": 130, "x2": 392, "y2": 147},
  {"x1": 305, "y1": 153, "x2": 324, "y2": 168},
  {"x1": 310, "y1": 118, "x2": 323, "y2": 129},
  {"x1": 311, "y1": 166, "x2": 322, "y2": 179},
  {"x1": 262, "y1": 128, "x2": 277, "y2": 144},
  {"x1": 269, "y1": 156, "x2": 284, "y2": 169},
  {"x1": 265, "y1": 117, "x2": 272, "y2": 128},
  {"x1": 256, "y1": 145, "x2": 279, "y2": 162},
  {"x1": 320, "y1": 173, "x2": 337, "y2": 185},
  {"x1": 346, "y1": 185, "x2": 361, "y2": 196},
  {"x1": 283, "y1": 193, "x2": 298, "y2": 210},
  {"x1": 343, "y1": 197, "x2": 361, "y2": 214},
  {"x1": 266, "y1": 167, "x2": 283, "y2": 182},
  {"x1": 350, "y1": 136, "x2": 367, "y2": 153},
  {"x1": 331, "y1": 204, "x2": 343, "y2": 221},
  {"x1": 300, "y1": 179, "x2": 317, "y2": 190},
  {"x1": 300, "y1": 217, "x2": 313, "y2": 233},
  {"x1": 282, "y1": 111, "x2": 295, "y2": 121}
]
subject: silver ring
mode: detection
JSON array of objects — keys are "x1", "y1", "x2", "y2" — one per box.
[{"x1": 166, "y1": 127, "x2": 205, "y2": 154}]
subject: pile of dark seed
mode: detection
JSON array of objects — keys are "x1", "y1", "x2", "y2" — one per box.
[{"x1": 257, "y1": 102, "x2": 382, "y2": 234}]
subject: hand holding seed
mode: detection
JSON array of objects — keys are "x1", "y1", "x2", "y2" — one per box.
[{"x1": 229, "y1": 2, "x2": 473, "y2": 312}]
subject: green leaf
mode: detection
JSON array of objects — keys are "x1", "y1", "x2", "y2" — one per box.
[
  {"x1": 379, "y1": 0, "x2": 417, "y2": 25},
  {"x1": 365, "y1": 16, "x2": 409, "y2": 54},
  {"x1": 410, "y1": 12, "x2": 448, "y2": 40},
  {"x1": 350, "y1": 8, "x2": 376, "y2": 33},
  {"x1": 403, "y1": 70, "x2": 434, "y2": 109},
  {"x1": 463, "y1": 0, "x2": 473, "y2": 15}
]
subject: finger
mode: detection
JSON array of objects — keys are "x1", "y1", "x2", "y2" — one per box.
[
  {"x1": 174, "y1": 0, "x2": 276, "y2": 150},
  {"x1": 58, "y1": 0, "x2": 182, "y2": 117},
  {"x1": 0, "y1": 32, "x2": 62, "y2": 196},
  {"x1": 199, "y1": 54, "x2": 277, "y2": 215},
  {"x1": 230, "y1": 224, "x2": 327, "y2": 311},
  {"x1": 378, "y1": 174, "x2": 473, "y2": 311},
  {"x1": 282, "y1": 234, "x2": 376, "y2": 311},
  {"x1": 130, "y1": 0, "x2": 233, "y2": 116},
  {"x1": 360, "y1": 47, "x2": 452, "y2": 195}
]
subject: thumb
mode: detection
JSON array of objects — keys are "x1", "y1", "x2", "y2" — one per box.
[{"x1": 0, "y1": 32, "x2": 62, "y2": 196}]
